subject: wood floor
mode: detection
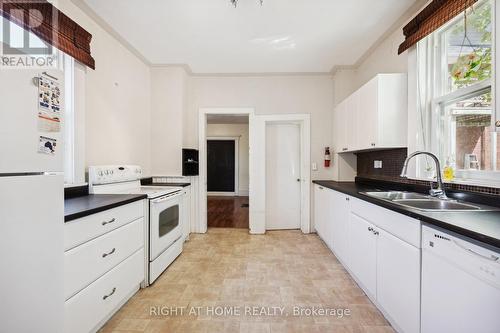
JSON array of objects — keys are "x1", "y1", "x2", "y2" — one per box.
[
  {"x1": 99, "y1": 228, "x2": 394, "y2": 333},
  {"x1": 207, "y1": 196, "x2": 249, "y2": 229}
]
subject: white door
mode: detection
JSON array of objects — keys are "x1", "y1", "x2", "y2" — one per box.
[
  {"x1": 349, "y1": 212, "x2": 377, "y2": 297},
  {"x1": 265, "y1": 123, "x2": 301, "y2": 230}
]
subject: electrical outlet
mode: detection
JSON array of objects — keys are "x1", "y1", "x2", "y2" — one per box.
[{"x1": 374, "y1": 160, "x2": 383, "y2": 169}]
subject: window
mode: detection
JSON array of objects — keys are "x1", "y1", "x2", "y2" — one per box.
[{"x1": 418, "y1": 0, "x2": 498, "y2": 183}]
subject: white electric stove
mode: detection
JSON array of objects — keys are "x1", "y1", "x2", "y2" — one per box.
[{"x1": 88, "y1": 165, "x2": 185, "y2": 285}]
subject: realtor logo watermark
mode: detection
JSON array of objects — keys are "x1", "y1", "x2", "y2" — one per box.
[
  {"x1": 1, "y1": 0, "x2": 57, "y2": 69},
  {"x1": 150, "y1": 305, "x2": 352, "y2": 319}
]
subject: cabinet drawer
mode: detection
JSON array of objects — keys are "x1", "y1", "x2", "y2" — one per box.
[
  {"x1": 350, "y1": 197, "x2": 421, "y2": 248},
  {"x1": 64, "y1": 218, "x2": 144, "y2": 300},
  {"x1": 64, "y1": 248, "x2": 144, "y2": 333},
  {"x1": 65, "y1": 201, "x2": 144, "y2": 251}
]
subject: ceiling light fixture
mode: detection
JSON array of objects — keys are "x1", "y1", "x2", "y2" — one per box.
[{"x1": 230, "y1": 0, "x2": 263, "y2": 8}]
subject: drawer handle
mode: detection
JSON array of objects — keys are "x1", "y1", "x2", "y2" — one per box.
[
  {"x1": 368, "y1": 227, "x2": 373, "y2": 232},
  {"x1": 101, "y1": 218, "x2": 116, "y2": 226},
  {"x1": 103, "y1": 287, "x2": 116, "y2": 300},
  {"x1": 102, "y1": 248, "x2": 116, "y2": 258}
]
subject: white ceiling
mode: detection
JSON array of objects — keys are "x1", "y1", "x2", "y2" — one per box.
[
  {"x1": 207, "y1": 114, "x2": 249, "y2": 124},
  {"x1": 81, "y1": 0, "x2": 416, "y2": 74}
]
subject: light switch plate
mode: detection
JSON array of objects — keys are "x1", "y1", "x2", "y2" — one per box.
[
  {"x1": 374, "y1": 160, "x2": 383, "y2": 169},
  {"x1": 312, "y1": 162, "x2": 318, "y2": 171}
]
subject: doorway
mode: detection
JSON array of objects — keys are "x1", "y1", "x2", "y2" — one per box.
[
  {"x1": 265, "y1": 123, "x2": 301, "y2": 230},
  {"x1": 205, "y1": 114, "x2": 249, "y2": 229}
]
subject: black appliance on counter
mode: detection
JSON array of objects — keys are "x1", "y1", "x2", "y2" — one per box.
[{"x1": 182, "y1": 149, "x2": 199, "y2": 176}]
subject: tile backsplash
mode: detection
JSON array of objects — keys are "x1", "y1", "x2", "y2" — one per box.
[{"x1": 355, "y1": 148, "x2": 500, "y2": 196}]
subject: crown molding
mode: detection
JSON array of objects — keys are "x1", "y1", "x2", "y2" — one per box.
[
  {"x1": 330, "y1": 0, "x2": 429, "y2": 77},
  {"x1": 72, "y1": 0, "x2": 428, "y2": 77},
  {"x1": 71, "y1": 0, "x2": 152, "y2": 67}
]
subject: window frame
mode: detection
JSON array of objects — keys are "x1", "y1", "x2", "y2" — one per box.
[{"x1": 425, "y1": 0, "x2": 499, "y2": 184}]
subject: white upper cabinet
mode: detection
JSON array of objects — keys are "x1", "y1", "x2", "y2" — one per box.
[{"x1": 335, "y1": 73, "x2": 407, "y2": 153}]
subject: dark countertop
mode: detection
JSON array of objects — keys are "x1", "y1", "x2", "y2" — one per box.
[
  {"x1": 65, "y1": 194, "x2": 147, "y2": 222},
  {"x1": 313, "y1": 180, "x2": 500, "y2": 249}
]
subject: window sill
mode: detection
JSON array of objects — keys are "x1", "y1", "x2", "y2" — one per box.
[{"x1": 412, "y1": 176, "x2": 500, "y2": 189}]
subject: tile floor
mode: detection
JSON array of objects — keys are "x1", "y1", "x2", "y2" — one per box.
[{"x1": 100, "y1": 228, "x2": 394, "y2": 333}]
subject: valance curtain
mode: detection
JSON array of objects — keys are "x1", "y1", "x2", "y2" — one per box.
[
  {"x1": 0, "y1": 0, "x2": 95, "y2": 69},
  {"x1": 398, "y1": 0, "x2": 478, "y2": 54}
]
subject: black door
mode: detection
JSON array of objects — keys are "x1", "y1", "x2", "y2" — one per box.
[{"x1": 207, "y1": 140, "x2": 235, "y2": 192}]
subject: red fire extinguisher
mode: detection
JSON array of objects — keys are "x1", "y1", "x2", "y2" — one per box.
[{"x1": 324, "y1": 147, "x2": 331, "y2": 168}]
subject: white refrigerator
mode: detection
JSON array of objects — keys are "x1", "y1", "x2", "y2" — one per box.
[{"x1": 0, "y1": 69, "x2": 64, "y2": 333}]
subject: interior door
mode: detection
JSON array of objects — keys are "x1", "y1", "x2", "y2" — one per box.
[
  {"x1": 207, "y1": 140, "x2": 235, "y2": 193},
  {"x1": 265, "y1": 123, "x2": 301, "y2": 230}
]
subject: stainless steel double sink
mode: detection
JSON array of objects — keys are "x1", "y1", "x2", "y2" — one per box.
[{"x1": 360, "y1": 191, "x2": 495, "y2": 212}]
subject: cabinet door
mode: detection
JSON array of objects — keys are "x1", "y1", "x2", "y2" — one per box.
[
  {"x1": 314, "y1": 185, "x2": 328, "y2": 243},
  {"x1": 377, "y1": 229, "x2": 420, "y2": 333},
  {"x1": 357, "y1": 77, "x2": 378, "y2": 150},
  {"x1": 349, "y1": 212, "x2": 377, "y2": 297},
  {"x1": 331, "y1": 191, "x2": 350, "y2": 265},
  {"x1": 345, "y1": 91, "x2": 359, "y2": 151},
  {"x1": 334, "y1": 102, "x2": 347, "y2": 153}
]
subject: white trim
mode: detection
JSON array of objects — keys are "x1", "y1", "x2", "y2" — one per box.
[
  {"x1": 206, "y1": 136, "x2": 240, "y2": 196},
  {"x1": 254, "y1": 114, "x2": 311, "y2": 234},
  {"x1": 207, "y1": 192, "x2": 239, "y2": 197},
  {"x1": 198, "y1": 108, "x2": 255, "y2": 234}
]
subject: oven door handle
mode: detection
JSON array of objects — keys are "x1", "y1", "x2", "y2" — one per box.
[{"x1": 151, "y1": 191, "x2": 182, "y2": 204}]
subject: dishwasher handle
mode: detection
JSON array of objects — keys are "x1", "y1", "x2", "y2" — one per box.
[{"x1": 453, "y1": 239, "x2": 500, "y2": 262}]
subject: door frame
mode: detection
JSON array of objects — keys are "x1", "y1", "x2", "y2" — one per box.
[
  {"x1": 206, "y1": 136, "x2": 240, "y2": 196},
  {"x1": 198, "y1": 108, "x2": 255, "y2": 234},
  {"x1": 254, "y1": 114, "x2": 311, "y2": 234}
]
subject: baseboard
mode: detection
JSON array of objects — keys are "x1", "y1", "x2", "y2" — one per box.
[
  {"x1": 207, "y1": 191, "x2": 236, "y2": 196},
  {"x1": 238, "y1": 189, "x2": 249, "y2": 196}
]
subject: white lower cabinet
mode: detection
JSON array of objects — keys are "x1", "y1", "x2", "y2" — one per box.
[
  {"x1": 348, "y1": 212, "x2": 377, "y2": 297},
  {"x1": 314, "y1": 184, "x2": 332, "y2": 248},
  {"x1": 64, "y1": 249, "x2": 144, "y2": 333},
  {"x1": 64, "y1": 201, "x2": 146, "y2": 333},
  {"x1": 314, "y1": 186, "x2": 421, "y2": 333},
  {"x1": 330, "y1": 190, "x2": 350, "y2": 265},
  {"x1": 377, "y1": 228, "x2": 421, "y2": 333}
]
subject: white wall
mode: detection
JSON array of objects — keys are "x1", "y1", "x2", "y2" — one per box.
[
  {"x1": 333, "y1": 28, "x2": 408, "y2": 105},
  {"x1": 58, "y1": 0, "x2": 152, "y2": 175},
  {"x1": 150, "y1": 67, "x2": 189, "y2": 175},
  {"x1": 207, "y1": 123, "x2": 249, "y2": 195},
  {"x1": 189, "y1": 75, "x2": 335, "y2": 180}
]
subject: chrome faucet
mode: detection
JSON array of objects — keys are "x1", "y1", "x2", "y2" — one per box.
[{"x1": 400, "y1": 151, "x2": 448, "y2": 200}]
